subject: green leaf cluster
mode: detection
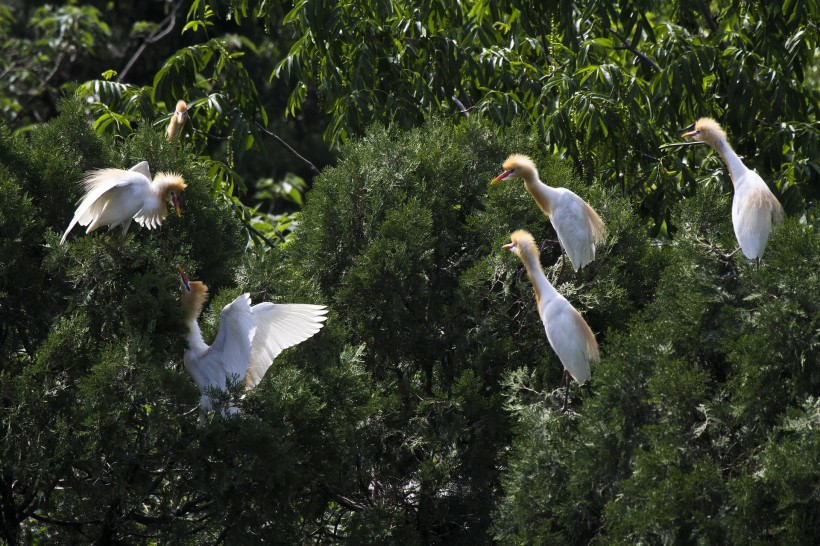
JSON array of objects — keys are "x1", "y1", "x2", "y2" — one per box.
[{"x1": 493, "y1": 185, "x2": 820, "y2": 544}]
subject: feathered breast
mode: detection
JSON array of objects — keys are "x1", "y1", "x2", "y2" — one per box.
[{"x1": 135, "y1": 173, "x2": 186, "y2": 228}]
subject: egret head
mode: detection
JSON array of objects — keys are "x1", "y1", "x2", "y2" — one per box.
[
  {"x1": 682, "y1": 117, "x2": 727, "y2": 149},
  {"x1": 174, "y1": 100, "x2": 188, "y2": 124},
  {"x1": 177, "y1": 265, "x2": 209, "y2": 321},
  {"x1": 155, "y1": 174, "x2": 187, "y2": 217},
  {"x1": 491, "y1": 154, "x2": 538, "y2": 185},
  {"x1": 502, "y1": 229, "x2": 538, "y2": 259}
]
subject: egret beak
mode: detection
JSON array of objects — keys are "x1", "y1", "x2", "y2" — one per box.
[
  {"x1": 682, "y1": 129, "x2": 700, "y2": 138},
  {"x1": 177, "y1": 110, "x2": 187, "y2": 123},
  {"x1": 177, "y1": 265, "x2": 191, "y2": 292},
  {"x1": 502, "y1": 242, "x2": 515, "y2": 250},
  {"x1": 491, "y1": 169, "x2": 515, "y2": 185},
  {"x1": 170, "y1": 192, "x2": 181, "y2": 217}
]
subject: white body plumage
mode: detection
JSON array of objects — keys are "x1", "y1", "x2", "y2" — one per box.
[
  {"x1": 503, "y1": 230, "x2": 599, "y2": 385},
  {"x1": 61, "y1": 161, "x2": 186, "y2": 244},
  {"x1": 492, "y1": 154, "x2": 606, "y2": 271},
  {"x1": 683, "y1": 118, "x2": 784, "y2": 260},
  {"x1": 178, "y1": 267, "x2": 328, "y2": 417}
]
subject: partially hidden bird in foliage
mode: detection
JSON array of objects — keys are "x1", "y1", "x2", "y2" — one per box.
[
  {"x1": 503, "y1": 230, "x2": 599, "y2": 411},
  {"x1": 682, "y1": 117, "x2": 784, "y2": 260},
  {"x1": 492, "y1": 154, "x2": 606, "y2": 272},
  {"x1": 61, "y1": 161, "x2": 186, "y2": 244},
  {"x1": 166, "y1": 100, "x2": 188, "y2": 142},
  {"x1": 177, "y1": 265, "x2": 328, "y2": 419}
]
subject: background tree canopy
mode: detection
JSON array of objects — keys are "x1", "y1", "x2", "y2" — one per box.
[{"x1": 1, "y1": 0, "x2": 819, "y2": 544}]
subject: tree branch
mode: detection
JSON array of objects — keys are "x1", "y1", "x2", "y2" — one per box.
[
  {"x1": 241, "y1": 218, "x2": 283, "y2": 249},
  {"x1": 118, "y1": 0, "x2": 185, "y2": 82},
  {"x1": 254, "y1": 122, "x2": 321, "y2": 175},
  {"x1": 609, "y1": 28, "x2": 661, "y2": 73},
  {"x1": 320, "y1": 484, "x2": 367, "y2": 512}
]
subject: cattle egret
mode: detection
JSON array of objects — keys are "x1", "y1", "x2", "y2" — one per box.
[
  {"x1": 492, "y1": 154, "x2": 606, "y2": 272},
  {"x1": 682, "y1": 118, "x2": 784, "y2": 260},
  {"x1": 166, "y1": 100, "x2": 188, "y2": 142},
  {"x1": 503, "y1": 230, "x2": 599, "y2": 411},
  {"x1": 61, "y1": 161, "x2": 186, "y2": 244},
  {"x1": 177, "y1": 265, "x2": 328, "y2": 419}
]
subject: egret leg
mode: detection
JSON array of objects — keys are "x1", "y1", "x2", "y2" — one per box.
[
  {"x1": 557, "y1": 252, "x2": 566, "y2": 282},
  {"x1": 561, "y1": 370, "x2": 571, "y2": 412}
]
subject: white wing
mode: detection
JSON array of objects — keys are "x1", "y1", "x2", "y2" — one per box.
[
  {"x1": 206, "y1": 294, "x2": 257, "y2": 386},
  {"x1": 543, "y1": 299, "x2": 595, "y2": 384},
  {"x1": 551, "y1": 191, "x2": 595, "y2": 271},
  {"x1": 732, "y1": 172, "x2": 783, "y2": 259},
  {"x1": 244, "y1": 303, "x2": 328, "y2": 389},
  {"x1": 61, "y1": 168, "x2": 151, "y2": 244},
  {"x1": 129, "y1": 160, "x2": 152, "y2": 180}
]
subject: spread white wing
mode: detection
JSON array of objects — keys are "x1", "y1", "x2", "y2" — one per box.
[
  {"x1": 206, "y1": 294, "x2": 257, "y2": 387},
  {"x1": 243, "y1": 303, "x2": 328, "y2": 389}
]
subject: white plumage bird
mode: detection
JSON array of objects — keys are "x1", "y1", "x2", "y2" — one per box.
[
  {"x1": 61, "y1": 161, "x2": 186, "y2": 244},
  {"x1": 682, "y1": 118, "x2": 784, "y2": 260},
  {"x1": 166, "y1": 100, "x2": 188, "y2": 143},
  {"x1": 503, "y1": 230, "x2": 599, "y2": 411},
  {"x1": 492, "y1": 154, "x2": 606, "y2": 272},
  {"x1": 177, "y1": 266, "x2": 328, "y2": 418}
]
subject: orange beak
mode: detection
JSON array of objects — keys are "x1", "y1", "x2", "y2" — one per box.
[
  {"x1": 681, "y1": 129, "x2": 700, "y2": 138},
  {"x1": 170, "y1": 192, "x2": 181, "y2": 217},
  {"x1": 177, "y1": 265, "x2": 191, "y2": 291},
  {"x1": 502, "y1": 242, "x2": 515, "y2": 250},
  {"x1": 491, "y1": 169, "x2": 515, "y2": 185}
]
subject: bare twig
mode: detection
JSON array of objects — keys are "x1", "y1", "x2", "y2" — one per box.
[
  {"x1": 659, "y1": 140, "x2": 705, "y2": 150},
  {"x1": 118, "y1": 0, "x2": 185, "y2": 82},
  {"x1": 255, "y1": 122, "x2": 321, "y2": 175}
]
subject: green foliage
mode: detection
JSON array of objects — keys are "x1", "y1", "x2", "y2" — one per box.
[
  {"x1": 287, "y1": 116, "x2": 646, "y2": 542},
  {"x1": 273, "y1": 0, "x2": 819, "y2": 231},
  {"x1": 493, "y1": 182, "x2": 820, "y2": 545},
  {"x1": 1, "y1": 90, "x2": 819, "y2": 543}
]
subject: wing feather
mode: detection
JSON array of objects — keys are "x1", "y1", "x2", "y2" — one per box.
[
  {"x1": 61, "y1": 168, "x2": 150, "y2": 244},
  {"x1": 544, "y1": 302, "x2": 596, "y2": 384},
  {"x1": 207, "y1": 294, "x2": 257, "y2": 386},
  {"x1": 244, "y1": 303, "x2": 328, "y2": 388}
]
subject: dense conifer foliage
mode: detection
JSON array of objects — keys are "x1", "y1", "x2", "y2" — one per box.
[{"x1": 2, "y1": 104, "x2": 819, "y2": 543}]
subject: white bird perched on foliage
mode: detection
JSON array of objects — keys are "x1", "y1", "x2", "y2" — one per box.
[
  {"x1": 166, "y1": 100, "x2": 188, "y2": 142},
  {"x1": 177, "y1": 265, "x2": 328, "y2": 419},
  {"x1": 503, "y1": 230, "x2": 599, "y2": 411},
  {"x1": 60, "y1": 161, "x2": 186, "y2": 244},
  {"x1": 492, "y1": 154, "x2": 606, "y2": 272},
  {"x1": 682, "y1": 118, "x2": 784, "y2": 260}
]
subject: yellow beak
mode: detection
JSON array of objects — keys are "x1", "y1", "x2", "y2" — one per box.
[
  {"x1": 177, "y1": 265, "x2": 191, "y2": 291},
  {"x1": 171, "y1": 193, "x2": 181, "y2": 217},
  {"x1": 491, "y1": 169, "x2": 514, "y2": 185}
]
